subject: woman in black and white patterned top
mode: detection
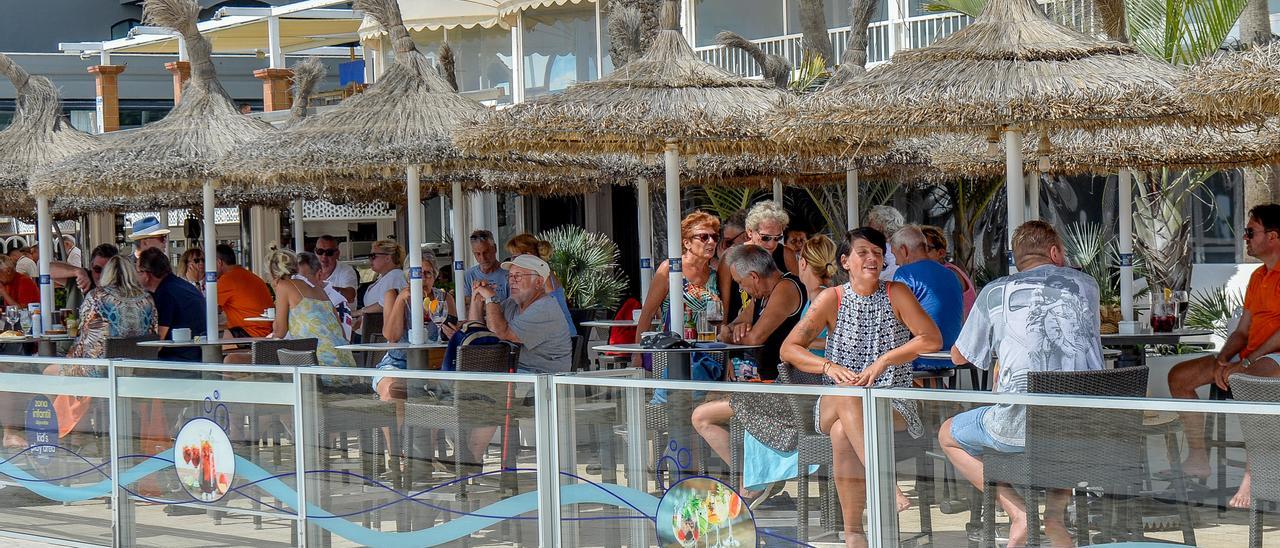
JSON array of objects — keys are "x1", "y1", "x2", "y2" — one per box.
[{"x1": 781, "y1": 227, "x2": 941, "y2": 548}]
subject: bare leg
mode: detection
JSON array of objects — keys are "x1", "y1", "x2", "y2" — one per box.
[
  {"x1": 691, "y1": 400, "x2": 734, "y2": 468},
  {"x1": 1041, "y1": 488, "x2": 1073, "y2": 547},
  {"x1": 825, "y1": 395, "x2": 911, "y2": 512},
  {"x1": 1167, "y1": 355, "x2": 1218, "y2": 478},
  {"x1": 1231, "y1": 465, "x2": 1253, "y2": 509},
  {"x1": 468, "y1": 426, "x2": 499, "y2": 464},
  {"x1": 829, "y1": 419, "x2": 868, "y2": 548},
  {"x1": 938, "y1": 414, "x2": 1033, "y2": 546},
  {"x1": 2, "y1": 392, "x2": 25, "y2": 448}
]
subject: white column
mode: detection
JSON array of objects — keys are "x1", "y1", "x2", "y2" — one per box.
[
  {"x1": 512, "y1": 13, "x2": 526, "y2": 104},
  {"x1": 177, "y1": 37, "x2": 189, "y2": 62},
  {"x1": 637, "y1": 176, "x2": 654, "y2": 300},
  {"x1": 362, "y1": 39, "x2": 377, "y2": 84},
  {"x1": 203, "y1": 180, "x2": 219, "y2": 344},
  {"x1": 846, "y1": 169, "x2": 859, "y2": 229},
  {"x1": 95, "y1": 51, "x2": 110, "y2": 134},
  {"x1": 664, "y1": 141, "x2": 684, "y2": 332},
  {"x1": 594, "y1": 0, "x2": 605, "y2": 76},
  {"x1": 36, "y1": 197, "x2": 52, "y2": 332},
  {"x1": 451, "y1": 181, "x2": 467, "y2": 320},
  {"x1": 267, "y1": 16, "x2": 283, "y2": 69},
  {"x1": 406, "y1": 165, "x2": 426, "y2": 345},
  {"x1": 292, "y1": 199, "x2": 305, "y2": 252},
  {"x1": 1005, "y1": 129, "x2": 1025, "y2": 273},
  {"x1": 1118, "y1": 169, "x2": 1135, "y2": 322},
  {"x1": 772, "y1": 177, "x2": 783, "y2": 203},
  {"x1": 886, "y1": 0, "x2": 902, "y2": 54}
]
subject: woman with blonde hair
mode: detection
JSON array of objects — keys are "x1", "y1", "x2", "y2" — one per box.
[
  {"x1": 227, "y1": 250, "x2": 354, "y2": 370},
  {"x1": 46, "y1": 256, "x2": 157, "y2": 439},
  {"x1": 178, "y1": 248, "x2": 205, "y2": 293},
  {"x1": 506, "y1": 233, "x2": 576, "y2": 336},
  {"x1": 355, "y1": 239, "x2": 406, "y2": 318}
]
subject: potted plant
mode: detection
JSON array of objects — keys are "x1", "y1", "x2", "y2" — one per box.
[{"x1": 538, "y1": 225, "x2": 630, "y2": 328}]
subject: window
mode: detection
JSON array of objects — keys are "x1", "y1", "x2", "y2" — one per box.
[
  {"x1": 784, "y1": 0, "x2": 859, "y2": 34},
  {"x1": 110, "y1": 19, "x2": 140, "y2": 41},
  {"x1": 450, "y1": 26, "x2": 514, "y2": 105},
  {"x1": 522, "y1": 6, "x2": 599, "y2": 99},
  {"x1": 694, "y1": 0, "x2": 785, "y2": 46}
]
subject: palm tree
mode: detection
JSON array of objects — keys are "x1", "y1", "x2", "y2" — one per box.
[
  {"x1": 797, "y1": 0, "x2": 836, "y2": 66},
  {"x1": 603, "y1": 0, "x2": 661, "y2": 67}
]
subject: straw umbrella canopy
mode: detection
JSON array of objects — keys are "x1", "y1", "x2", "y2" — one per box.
[
  {"x1": 1181, "y1": 43, "x2": 1280, "y2": 118},
  {"x1": 775, "y1": 0, "x2": 1212, "y2": 276},
  {"x1": 457, "y1": 0, "x2": 795, "y2": 332},
  {"x1": 32, "y1": 0, "x2": 277, "y2": 348}
]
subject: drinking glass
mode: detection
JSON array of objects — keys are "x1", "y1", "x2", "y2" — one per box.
[
  {"x1": 427, "y1": 298, "x2": 449, "y2": 343},
  {"x1": 1172, "y1": 290, "x2": 1189, "y2": 331},
  {"x1": 3, "y1": 306, "x2": 18, "y2": 331}
]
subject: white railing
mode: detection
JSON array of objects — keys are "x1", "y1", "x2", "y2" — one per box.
[{"x1": 694, "y1": 12, "x2": 971, "y2": 79}]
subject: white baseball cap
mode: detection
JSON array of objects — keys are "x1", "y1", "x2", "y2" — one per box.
[{"x1": 500, "y1": 254, "x2": 550, "y2": 279}]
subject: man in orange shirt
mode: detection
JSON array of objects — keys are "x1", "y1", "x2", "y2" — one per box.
[
  {"x1": 213, "y1": 244, "x2": 274, "y2": 338},
  {"x1": 1169, "y1": 204, "x2": 1280, "y2": 490}
]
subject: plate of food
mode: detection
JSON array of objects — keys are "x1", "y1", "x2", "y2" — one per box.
[{"x1": 0, "y1": 330, "x2": 27, "y2": 342}]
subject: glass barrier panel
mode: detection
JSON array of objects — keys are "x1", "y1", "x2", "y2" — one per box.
[
  {"x1": 872, "y1": 388, "x2": 1280, "y2": 548},
  {"x1": 296, "y1": 368, "x2": 541, "y2": 547},
  {"x1": 553, "y1": 371, "x2": 851, "y2": 548},
  {"x1": 113, "y1": 361, "x2": 299, "y2": 547},
  {"x1": 0, "y1": 356, "x2": 113, "y2": 546}
]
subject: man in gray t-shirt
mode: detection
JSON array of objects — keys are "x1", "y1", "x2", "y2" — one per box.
[
  {"x1": 469, "y1": 254, "x2": 571, "y2": 374},
  {"x1": 938, "y1": 221, "x2": 1102, "y2": 548}
]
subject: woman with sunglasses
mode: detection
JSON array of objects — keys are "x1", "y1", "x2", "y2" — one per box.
[
  {"x1": 719, "y1": 200, "x2": 790, "y2": 325},
  {"x1": 634, "y1": 211, "x2": 723, "y2": 369},
  {"x1": 178, "y1": 248, "x2": 205, "y2": 293},
  {"x1": 354, "y1": 240, "x2": 406, "y2": 320}
]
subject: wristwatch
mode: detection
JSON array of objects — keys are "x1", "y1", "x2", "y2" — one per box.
[
  {"x1": 485, "y1": 295, "x2": 502, "y2": 305},
  {"x1": 1242, "y1": 358, "x2": 1253, "y2": 369}
]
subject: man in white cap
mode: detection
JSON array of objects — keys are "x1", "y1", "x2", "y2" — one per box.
[
  {"x1": 468, "y1": 253, "x2": 571, "y2": 374},
  {"x1": 126, "y1": 215, "x2": 171, "y2": 260}
]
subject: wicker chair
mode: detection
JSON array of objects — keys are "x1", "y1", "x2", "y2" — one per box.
[
  {"x1": 357, "y1": 312, "x2": 385, "y2": 366},
  {"x1": 1224, "y1": 374, "x2": 1280, "y2": 548},
  {"x1": 568, "y1": 335, "x2": 589, "y2": 372},
  {"x1": 980, "y1": 366, "x2": 1149, "y2": 546},
  {"x1": 249, "y1": 339, "x2": 317, "y2": 365},
  {"x1": 104, "y1": 335, "x2": 161, "y2": 360},
  {"x1": 276, "y1": 349, "x2": 318, "y2": 366},
  {"x1": 401, "y1": 342, "x2": 521, "y2": 498}
]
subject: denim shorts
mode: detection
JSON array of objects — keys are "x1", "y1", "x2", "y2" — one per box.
[{"x1": 950, "y1": 406, "x2": 1023, "y2": 456}]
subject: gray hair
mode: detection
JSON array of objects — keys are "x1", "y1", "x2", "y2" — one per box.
[
  {"x1": 889, "y1": 225, "x2": 928, "y2": 254},
  {"x1": 724, "y1": 244, "x2": 778, "y2": 278},
  {"x1": 866, "y1": 205, "x2": 905, "y2": 235},
  {"x1": 745, "y1": 200, "x2": 789, "y2": 231},
  {"x1": 420, "y1": 247, "x2": 439, "y2": 276},
  {"x1": 297, "y1": 251, "x2": 322, "y2": 273},
  {"x1": 60, "y1": 235, "x2": 76, "y2": 247}
]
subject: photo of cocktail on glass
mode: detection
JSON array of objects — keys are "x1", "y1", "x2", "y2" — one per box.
[
  {"x1": 656, "y1": 477, "x2": 753, "y2": 547},
  {"x1": 174, "y1": 417, "x2": 235, "y2": 502}
]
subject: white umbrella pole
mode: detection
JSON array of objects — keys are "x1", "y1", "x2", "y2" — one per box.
[
  {"x1": 451, "y1": 180, "x2": 466, "y2": 320},
  {"x1": 637, "y1": 176, "x2": 653, "y2": 300},
  {"x1": 772, "y1": 177, "x2": 783, "y2": 203},
  {"x1": 664, "y1": 141, "x2": 684, "y2": 332},
  {"x1": 292, "y1": 199, "x2": 305, "y2": 252},
  {"x1": 36, "y1": 196, "x2": 52, "y2": 333},
  {"x1": 203, "y1": 180, "x2": 219, "y2": 344},
  {"x1": 407, "y1": 165, "x2": 425, "y2": 345},
  {"x1": 1118, "y1": 168, "x2": 1135, "y2": 322},
  {"x1": 846, "y1": 169, "x2": 859, "y2": 230},
  {"x1": 1005, "y1": 128, "x2": 1025, "y2": 273}
]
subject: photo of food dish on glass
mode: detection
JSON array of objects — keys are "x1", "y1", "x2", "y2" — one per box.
[
  {"x1": 174, "y1": 417, "x2": 235, "y2": 502},
  {"x1": 656, "y1": 477, "x2": 754, "y2": 547}
]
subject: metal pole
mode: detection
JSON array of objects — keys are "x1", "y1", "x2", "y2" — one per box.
[
  {"x1": 637, "y1": 176, "x2": 653, "y2": 300},
  {"x1": 204, "y1": 180, "x2": 219, "y2": 345},
  {"x1": 406, "y1": 165, "x2": 425, "y2": 345},
  {"x1": 664, "y1": 140, "x2": 684, "y2": 332},
  {"x1": 292, "y1": 199, "x2": 305, "y2": 252},
  {"x1": 36, "y1": 197, "x2": 52, "y2": 332},
  {"x1": 1005, "y1": 128, "x2": 1025, "y2": 273},
  {"x1": 451, "y1": 180, "x2": 467, "y2": 320},
  {"x1": 534, "y1": 375, "x2": 563, "y2": 547},
  {"x1": 862, "y1": 391, "x2": 899, "y2": 547},
  {"x1": 267, "y1": 16, "x2": 283, "y2": 69},
  {"x1": 1118, "y1": 168, "x2": 1135, "y2": 322},
  {"x1": 1028, "y1": 172, "x2": 1041, "y2": 221},
  {"x1": 846, "y1": 169, "x2": 859, "y2": 229}
]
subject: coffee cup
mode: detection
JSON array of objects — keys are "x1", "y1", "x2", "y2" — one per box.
[
  {"x1": 172, "y1": 328, "x2": 192, "y2": 343},
  {"x1": 632, "y1": 309, "x2": 642, "y2": 322},
  {"x1": 263, "y1": 308, "x2": 276, "y2": 320}
]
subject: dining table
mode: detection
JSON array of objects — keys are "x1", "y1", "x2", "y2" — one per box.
[
  {"x1": 1102, "y1": 329, "x2": 1214, "y2": 368},
  {"x1": 335, "y1": 341, "x2": 449, "y2": 370},
  {"x1": 138, "y1": 337, "x2": 276, "y2": 363}
]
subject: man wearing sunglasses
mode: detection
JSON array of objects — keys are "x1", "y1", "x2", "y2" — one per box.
[
  {"x1": 313, "y1": 235, "x2": 358, "y2": 303},
  {"x1": 1168, "y1": 203, "x2": 1280, "y2": 499},
  {"x1": 719, "y1": 201, "x2": 790, "y2": 323}
]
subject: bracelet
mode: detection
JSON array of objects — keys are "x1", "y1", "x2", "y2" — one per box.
[{"x1": 822, "y1": 360, "x2": 832, "y2": 374}]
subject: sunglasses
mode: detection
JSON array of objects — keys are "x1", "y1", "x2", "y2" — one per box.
[
  {"x1": 758, "y1": 233, "x2": 784, "y2": 243},
  {"x1": 508, "y1": 272, "x2": 539, "y2": 282},
  {"x1": 690, "y1": 233, "x2": 719, "y2": 243},
  {"x1": 91, "y1": 266, "x2": 103, "y2": 274},
  {"x1": 315, "y1": 248, "x2": 339, "y2": 257},
  {"x1": 370, "y1": 252, "x2": 391, "y2": 258},
  {"x1": 1245, "y1": 228, "x2": 1277, "y2": 239}
]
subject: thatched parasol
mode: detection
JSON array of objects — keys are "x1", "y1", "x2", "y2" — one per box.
[
  {"x1": 1181, "y1": 43, "x2": 1280, "y2": 118},
  {"x1": 0, "y1": 55, "x2": 99, "y2": 198}
]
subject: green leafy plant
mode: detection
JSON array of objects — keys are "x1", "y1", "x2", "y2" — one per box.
[
  {"x1": 1062, "y1": 221, "x2": 1120, "y2": 304},
  {"x1": 789, "y1": 54, "x2": 831, "y2": 93},
  {"x1": 689, "y1": 185, "x2": 763, "y2": 220},
  {"x1": 1186, "y1": 285, "x2": 1244, "y2": 340},
  {"x1": 538, "y1": 225, "x2": 630, "y2": 312}
]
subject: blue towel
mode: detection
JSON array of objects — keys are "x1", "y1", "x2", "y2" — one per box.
[
  {"x1": 741, "y1": 430, "x2": 818, "y2": 491},
  {"x1": 649, "y1": 352, "x2": 724, "y2": 404}
]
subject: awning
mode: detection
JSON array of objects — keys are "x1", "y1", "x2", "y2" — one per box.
[
  {"x1": 358, "y1": 0, "x2": 595, "y2": 38},
  {"x1": 108, "y1": 13, "x2": 362, "y2": 55}
]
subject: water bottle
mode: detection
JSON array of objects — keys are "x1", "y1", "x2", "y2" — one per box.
[{"x1": 31, "y1": 310, "x2": 42, "y2": 337}]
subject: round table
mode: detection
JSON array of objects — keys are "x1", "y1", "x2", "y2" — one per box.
[
  {"x1": 138, "y1": 336, "x2": 276, "y2": 363},
  {"x1": 336, "y1": 341, "x2": 449, "y2": 370},
  {"x1": 1103, "y1": 329, "x2": 1213, "y2": 367}
]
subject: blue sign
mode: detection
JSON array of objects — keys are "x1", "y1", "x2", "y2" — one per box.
[
  {"x1": 338, "y1": 59, "x2": 365, "y2": 86},
  {"x1": 1118, "y1": 253, "x2": 1134, "y2": 267},
  {"x1": 25, "y1": 395, "x2": 57, "y2": 464},
  {"x1": 409, "y1": 266, "x2": 422, "y2": 280},
  {"x1": 669, "y1": 257, "x2": 682, "y2": 273},
  {"x1": 38, "y1": 275, "x2": 49, "y2": 285},
  {"x1": 205, "y1": 272, "x2": 218, "y2": 283},
  {"x1": 640, "y1": 258, "x2": 652, "y2": 269},
  {"x1": 454, "y1": 260, "x2": 464, "y2": 271}
]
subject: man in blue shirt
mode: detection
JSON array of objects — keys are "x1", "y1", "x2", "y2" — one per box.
[
  {"x1": 136, "y1": 248, "x2": 207, "y2": 363},
  {"x1": 462, "y1": 230, "x2": 509, "y2": 309},
  {"x1": 891, "y1": 225, "x2": 963, "y2": 370}
]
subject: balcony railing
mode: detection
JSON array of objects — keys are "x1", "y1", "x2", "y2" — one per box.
[{"x1": 694, "y1": 12, "x2": 972, "y2": 78}]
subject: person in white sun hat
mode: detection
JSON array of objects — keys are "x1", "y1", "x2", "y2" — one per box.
[{"x1": 468, "y1": 253, "x2": 571, "y2": 375}]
